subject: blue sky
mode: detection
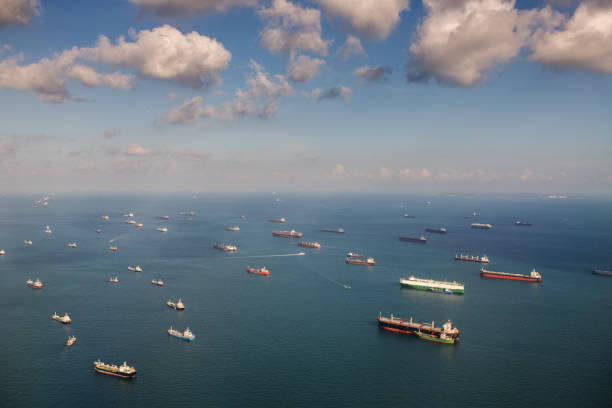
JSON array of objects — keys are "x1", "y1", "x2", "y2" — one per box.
[{"x1": 0, "y1": 0, "x2": 610, "y2": 194}]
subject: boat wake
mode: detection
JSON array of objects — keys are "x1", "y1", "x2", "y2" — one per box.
[
  {"x1": 310, "y1": 269, "x2": 351, "y2": 290},
  {"x1": 108, "y1": 234, "x2": 127, "y2": 243}
]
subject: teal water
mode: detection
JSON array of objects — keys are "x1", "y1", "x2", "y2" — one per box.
[{"x1": 1, "y1": 194, "x2": 611, "y2": 407}]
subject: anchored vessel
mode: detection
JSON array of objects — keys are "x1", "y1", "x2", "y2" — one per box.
[
  {"x1": 156, "y1": 227, "x2": 168, "y2": 233},
  {"x1": 156, "y1": 216, "x2": 170, "y2": 220},
  {"x1": 44, "y1": 225, "x2": 52, "y2": 234},
  {"x1": 167, "y1": 299, "x2": 185, "y2": 310},
  {"x1": 227, "y1": 226, "x2": 240, "y2": 231},
  {"x1": 168, "y1": 326, "x2": 195, "y2": 341},
  {"x1": 109, "y1": 276, "x2": 118, "y2": 283},
  {"x1": 377, "y1": 313, "x2": 460, "y2": 344},
  {"x1": 321, "y1": 228, "x2": 344, "y2": 233},
  {"x1": 152, "y1": 279, "x2": 164, "y2": 286},
  {"x1": 346, "y1": 251, "x2": 363, "y2": 258},
  {"x1": 298, "y1": 241, "x2": 321, "y2": 249},
  {"x1": 24, "y1": 240, "x2": 33, "y2": 246},
  {"x1": 26, "y1": 278, "x2": 42, "y2": 289},
  {"x1": 399, "y1": 236, "x2": 427, "y2": 243},
  {"x1": 455, "y1": 254, "x2": 489, "y2": 263},
  {"x1": 272, "y1": 230, "x2": 303, "y2": 238},
  {"x1": 403, "y1": 215, "x2": 416, "y2": 219},
  {"x1": 214, "y1": 243, "x2": 237, "y2": 252},
  {"x1": 178, "y1": 211, "x2": 195, "y2": 216},
  {"x1": 94, "y1": 360, "x2": 136, "y2": 379},
  {"x1": 51, "y1": 312, "x2": 71, "y2": 324},
  {"x1": 514, "y1": 220, "x2": 532, "y2": 226},
  {"x1": 471, "y1": 223, "x2": 492, "y2": 229},
  {"x1": 247, "y1": 266, "x2": 270, "y2": 276},
  {"x1": 400, "y1": 276, "x2": 464, "y2": 295},
  {"x1": 346, "y1": 257, "x2": 375, "y2": 266},
  {"x1": 425, "y1": 227, "x2": 446, "y2": 234},
  {"x1": 101, "y1": 215, "x2": 110, "y2": 220},
  {"x1": 94, "y1": 229, "x2": 102, "y2": 234},
  {"x1": 68, "y1": 242, "x2": 77, "y2": 248},
  {"x1": 125, "y1": 220, "x2": 136, "y2": 225},
  {"x1": 480, "y1": 267, "x2": 542, "y2": 282},
  {"x1": 128, "y1": 265, "x2": 142, "y2": 272},
  {"x1": 109, "y1": 246, "x2": 118, "y2": 251},
  {"x1": 66, "y1": 336, "x2": 76, "y2": 347},
  {"x1": 0, "y1": 249, "x2": 5, "y2": 255},
  {"x1": 268, "y1": 218, "x2": 286, "y2": 223},
  {"x1": 592, "y1": 269, "x2": 612, "y2": 277}
]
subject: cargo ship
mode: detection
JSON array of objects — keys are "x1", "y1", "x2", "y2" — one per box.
[
  {"x1": 592, "y1": 269, "x2": 612, "y2": 277},
  {"x1": 298, "y1": 241, "x2": 321, "y2": 249},
  {"x1": 455, "y1": 254, "x2": 489, "y2": 263},
  {"x1": 156, "y1": 216, "x2": 170, "y2": 220},
  {"x1": 514, "y1": 220, "x2": 532, "y2": 226},
  {"x1": 377, "y1": 313, "x2": 459, "y2": 344},
  {"x1": 471, "y1": 223, "x2": 492, "y2": 229},
  {"x1": 425, "y1": 227, "x2": 446, "y2": 234},
  {"x1": 156, "y1": 227, "x2": 168, "y2": 232},
  {"x1": 128, "y1": 265, "x2": 142, "y2": 272},
  {"x1": 0, "y1": 249, "x2": 5, "y2": 256},
  {"x1": 346, "y1": 257, "x2": 375, "y2": 266},
  {"x1": 101, "y1": 215, "x2": 110, "y2": 220},
  {"x1": 167, "y1": 299, "x2": 185, "y2": 310},
  {"x1": 109, "y1": 276, "x2": 118, "y2": 283},
  {"x1": 94, "y1": 360, "x2": 136, "y2": 379},
  {"x1": 321, "y1": 228, "x2": 344, "y2": 233},
  {"x1": 480, "y1": 267, "x2": 542, "y2": 282},
  {"x1": 66, "y1": 336, "x2": 76, "y2": 347},
  {"x1": 346, "y1": 251, "x2": 363, "y2": 258},
  {"x1": 227, "y1": 226, "x2": 240, "y2": 231},
  {"x1": 272, "y1": 230, "x2": 302, "y2": 238},
  {"x1": 247, "y1": 266, "x2": 270, "y2": 276},
  {"x1": 24, "y1": 240, "x2": 33, "y2": 246},
  {"x1": 268, "y1": 218, "x2": 286, "y2": 223},
  {"x1": 109, "y1": 246, "x2": 118, "y2": 251},
  {"x1": 399, "y1": 236, "x2": 426, "y2": 243},
  {"x1": 400, "y1": 276, "x2": 464, "y2": 294},
  {"x1": 178, "y1": 211, "x2": 195, "y2": 216},
  {"x1": 214, "y1": 243, "x2": 237, "y2": 251},
  {"x1": 68, "y1": 242, "x2": 77, "y2": 248},
  {"x1": 51, "y1": 312, "x2": 71, "y2": 324},
  {"x1": 26, "y1": 278, "x2": 42, "y2": 289},
  {"x1": 44, "y1": 225, "x2": 52, "y2": 234},
  {"x1": 403, "y1": 215, "x2": 416, "y2": 219},
  {"x1": 168, "y1": 326, "x2": 195, "y2": 341},
  {"x1": 152, "y1": 279, "x2": 164, "y2": 286}
]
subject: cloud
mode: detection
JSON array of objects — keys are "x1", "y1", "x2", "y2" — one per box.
[
  {"x1": 126, "y1": 144, "x2": 155, "y2": 156},
  {"x1": 103, "y1": 129, "x2": 118, "y2": 138},
  {"x1": 286, "y1": 54, "x2": 325, "y2": 82},
  {"x1": 306, "y1": 85, "x2": 351, "y2": 101},
  {"x1": 315, "y1": 0, "x2": 410, "y2": 40},
  {"x1": 0, "y1": 0, "x2": 39, "y2": 28},
  {"x1": 258, "y1": 0, "x2": 331, "y2": 56},
  {"x1": 354, "y1": 65, "x2": 392, "y2": 83},
  {"x1": 79, "y1": 25, "x2": 231, "y2": 89},
  {"x1": 164, "y1": 96, "x2": 215, "y2": 124},
  {"x1": 335, "y1": 35, "x2": 366, "y2": 61},
  {"x1": 67, "y1": 64, "x2": 135, "y2": 90},
  {"x1": 530, "y1": 0, "x2": 612, "y2": 75},
  {"x1": 129, "y1": 0, "x2": 257, "y2": 16},
  {"x1": 331, "y1": 163, "x2": 345, "y2": 176},
  {"x1": 407, "y1": 0, "x2": 563, "y2": 86},
  {"x1": 379, "y1": 166, "x2": 393, "y2": 178},
  {"x1": 520, "y1": 169, "x2": 534, "y2": 180}
]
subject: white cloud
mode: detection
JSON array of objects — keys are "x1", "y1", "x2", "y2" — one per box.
[
  {"x1": 335, "y1": 35, "x2": 366, "y2": 61},
  {"x1": 331, "y1": 163, "x2": 345, "y2": 176},
  {"x1": 520, "y1": 169, "x2": 535, "y2": 180},
  {"x1": 354, "y1": 65, "x2": 392, "y2": 83},
  {"x1": 0, "y1": 0, "x2": 39, "y2": 28},
  {"x1": 258, "y1": 0, "x2": 331, "y2": 56},
  {"x1": 67, "y1": 64, "x2": 135, "y2": 90},
  {"x1": 315, "y1": 0, "x2": 410, "y2": 40},
  {"x1": 530, "y1": 0, "x2": 612, "y2": 75},
  {"x1": 126, "y1": 144, "x2": 155, "y2": 156},
  {"x1": 407, "y1": 0, "x2": 563, "y2": 86},
  {"x1": 306, "y1": 85, "x2": 351, "y2": 101},
  {"x1": 164, "y1": 96, "x2": 215, "y2": 124},
  {"x1": 129, "y1": 0, "x2": 257, "y2": 16},
  {"x1": 80, "y1": 25, "x2": 231, "y2": 89},
  {"x1": 286, "y1": 54, "x2": 325, "y2": 82}
]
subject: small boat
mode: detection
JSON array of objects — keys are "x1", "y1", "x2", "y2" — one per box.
[
  {"x1": 125, "y1": 220, "x2": 137, "y2": 225},
  {"x1": 247, "y1": 266, "x2": 270, "y2": 276},
  {"x1": 0, "y1": 249, "x2": 5, "y2": 256},
  {"x1": 109, "y1": 246, "x2": 118, "y2": 251},
  {"x1": 227, "y1": 226, "x2": 240, "y2": 231},
  {"x1": 44, "y1": 225, "x2": 52, "y2": 234},
  {"x1": 26, "y1": 278, "x2": 42, "y2": 289},
  {"x1": 346, "y1": 257, "x2": 375, "y2": 266},
  {"x1": 425, "y1": 201, "x2": 432, "y2": 205},
  {"x1": 152, "y1": 279, "x2": 164, "y2": 286},
  {"x1": 241, "y1": 215, "x2": 246, "y2": 219},
  {"x1": 66, "y1": 336, "x2": 77, "y2": 347},
  {"x1": 94, "y1": 360, "x2": 136, "y2": 379},
  {"x1": 127, "y1": 265, "x2": 142, "y2": 272},
  {"x1": 51, "y1": 312, "x2": 71, "y2": 324},
  {"x1": 94, "y1": 229, "x2": 102, "y2": 233},
  {"x1": 346, "y1": 251, "x2": 363, "y2": 258},
  {"x1": 109, "y1": 276, "x2": 118, "y2": 283},
  {"x1": 123, "y1": 213, "x2": 134, "y2": 218},
  {"x1": 168, "y1": 326, "x2": 195, "y2": 341},
  {"x1": 156, "y1": 227, "x2": 168, "y2": 233},
  {"x1": 24, "y1": 240, "x2": 33, "y2": 246},
  {"x1": 298, "y1": 241, "x2": 321, "y2": 249},
  {"x1": 135, "y1": 223, "x2": 143, "y2": 227},
  {"x1": 167, "y1": 299, "x2": 185, "y2": 310},
  {"x1": 68, "y1": 242, "x2": 77, "y2": 248},
  {"x1": 101, "y1": 215, "x2": 110, "y2": 220}
]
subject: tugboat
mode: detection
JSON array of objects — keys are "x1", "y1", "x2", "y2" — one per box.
[
  {"x1": 51, "y1": 312, "x2": 71, "y2": 324},
  {"x1": 44, "y1": 225, "x2": 52, "y2": 234},
  {"x1": 272, "y1": 230, "x2": 302, "y2": 238},
  {"x1": 455, "y1": 254, "x2": 489, "y2": 263},
  {"x1": 268, "y1": 218, "x2": 286, "y2": 223},
  {"x1": 66, "y1": 336, "x2": 77, "y2": 347},
  {"x1": 399, "y1": 236, "x2": 427, "y2": 243},
  {"x1": 168, "y1": 326, "x2": 195, "y2": 341},
  {"x1": 152, "y1": 279, "x2": 164, "y2": 287},
  {"x1": 377, "y1": 313, "x2": 459, "y2": 344},
  {"x1": 109, "y1": 276, "x2": 118, "y2": 283},
  {"x1": 94, "y1": 360, "x2": 136, "y2": 379},
  {"x1": 156, "y1": 227, "x2": 168, "y2": 233},
  {"x1": 167, "y1": 299, "x2": 185, "y2": 310},
  {"x1": 109, "y1": 246, "x2": 118, "y2": 251},
  {"x1": 227, "y1": 226, "x2": 240, "y2": 231},
  {"x1": 26, "y1": 278, "x2": 43, "y2": 289},
  {"x1": 127, "y1": 265, "x2": 142, "y2": 272},
  {"x1": 68, "y1": 242, "x2": 77, "y2": 248},
  {"x1": 214, "y1": 243, "x2": 237, "y2": 252},
  {"x1": 425, "y1": 227, "x2": 446, "y2": 234},
  {"x1": 247, "y1": 266, "x2": 270, "y2": 276},
  {"x1": 321, "y1": 228, "x2": 344, "y2": 233},
  {"x1": 346, "y1": 257, "x2": 375, "y2": 266},
  {"x1": 480, "y1": 267, "x2": 542, "y2": 283},
  {"x1": 471, "y1": 223, "x2": 492, "y2": 229},
  {"x1": 298, "y1": 241, "x2": 321, "y2": 249}
]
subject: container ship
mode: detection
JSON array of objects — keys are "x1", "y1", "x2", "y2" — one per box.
[
  {"x1": 321, "y1": 228, "x2": 344, "y2": 233},
  {"x1": 51, "y1": 312, "x2": 71, "y2": 324},
  {"x1": 26, "y1": 278, "x2": 42, "y2": 289},
  {"x1": 514, "y1": 220, "x2": 532, "y2": 226},
  {"x1": 400, "y1": 276, "x2": 464, "y2": 294},
  {"x1": 156, "y1": 215, "x2": 170, "y2": 220},
  {"x1": 214, "y1": 243, "x2": 237, "y2": 252},
  {"x1": 399, "y1": 236, "x2": 426, "y2": 243},
  {"x1": 480, "y1": 267, "x2": 542, "y2": 282},
  {"x1": 94, "y1": 360, "x2": 136, "y2": 379},
  {"x1": 168, "y1": 326, "x2": 195, "y2": 341},
  {"x1": 425, "y1": 227, "x2": 446, "y2": 234},
  {"x1": 272, "y1": 230, "x2": 302, "y2": 238},
  {"x1": 455, "y1": 254, "x2": 489, "y2": 263},
  {"x1": 247, "y1": 266, "x2": 270, "y2": 276},
  {"x1": 471, "y1": 223, "x2": 492, "y2": 229},
  {"x1": 592, "y1": 269, "x2": 612, "y2": 277},
  {"x1": 298, "y1": 241, "x2": 321, "y2": 249},
  {"x1": 167, "y1": 299, "x2": 185, "y2": 310},
  {"x1": 377, "y1": 313, "x2": 459, "y2": 344},
  {"x1": 268, "y1": 218, "x2": 286, "y2": 223},
  {"x1": 346, "y1": 257, "x2": 375, "y2": 266}
]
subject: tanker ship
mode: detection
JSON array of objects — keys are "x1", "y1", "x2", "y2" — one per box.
[
  {"x1": 377, "y1": 313, "x2": 459, "y2": 344},
  {"x1": 400, "y1": 276, "x2": 464, "y2": 295},
  {"x1": 268, "y1": 218, "x2": 286, "y2": 223},
  {"x1": 480, "y1": 267, "x2": 542, "y2": 282},
  {"x1": 399, "y1": 236, "x2": 426, "y2": 243},
  {"x1": 298, "y1": 241, "x2": 321, "y2": 249},
  {"x1": 94, "y1": 360, "x2": 136, "y2": 379},
  {"x1": 425, "y1": 227, "x2": 446, "y2": 234},
  {"x1": 272, "y1": 230, "x2": 302, "y2": 238},
  {"x1": 168, "y1": 326, "x2": 195, "y2": 341}
]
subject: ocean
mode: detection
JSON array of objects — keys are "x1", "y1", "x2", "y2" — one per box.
[{"x1": 0, "y1": 193, "x2": 611, "y2": 407}]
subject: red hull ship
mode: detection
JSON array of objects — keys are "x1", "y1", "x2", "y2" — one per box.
[
  {"x1": 377, "y1": 313, "x2": 460, "y2": 344},
  {"x1": 298, "y1": 241, "x2": 321, "y2": 249},
  {"x1": 480, "y1": 267, "x2": 542, "y2": 282},
  {"x1": 247, "y1": 266, "x2": 270, "y2": 276},
  {"x1": 346, "y1": 257, "x2": 375, "y2": 266}
]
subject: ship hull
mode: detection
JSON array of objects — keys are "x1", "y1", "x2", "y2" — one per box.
[
  {"x1": 401, "y1": 282, "x2": 464, "y2": 294},
  {"x1": 480, "y1": 272, "x2": 541, "y2": 282},
  {"x1": 94, "y1": 368, "x2": 136, "y2": 379},
  {"x1": 592, "y1": 269, "x2": 612, "y2": 277},
  {"x1": 399, "y1": 237, "x2": 426, "y2": 243},
  {"x1": 168, "y1": 332, "x2": 195, "y2": 341},
  {"x1": 272, "y1": 232, "x2": 302, "y2": 238},
  {"x1": 321, "y1": 229, "x2": 344, "y2": 233},
  {"x1": 346, "y1": 260, "x2": 374, "y2": 266},
  {"x1": 425, "y1": 229, "x2": 446, "y2": 234},
  {"x1": 247, "y1": 268, "x2": 269, "y2": 276}
]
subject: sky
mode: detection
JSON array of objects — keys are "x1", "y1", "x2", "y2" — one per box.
[{"x1": 0, "y1": 0, "x2": 611, "y2": 194}]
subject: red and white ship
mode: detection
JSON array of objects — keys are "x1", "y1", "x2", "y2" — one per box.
[
  {"x1": 247, "y1": 266, "x2": 270, "y2": 276},
  {"x1": 346, "y1": 257, "x2": 375, "y2": 266},
  {"x1": 480, "y1": 267, "x2": 542, "y2": 282},
  {"x1": 298, "y1": 241, "x2": 321, "y2": 249},
  {"x1": 272, "y1": 230, "x2": 302, "y2": 238}
]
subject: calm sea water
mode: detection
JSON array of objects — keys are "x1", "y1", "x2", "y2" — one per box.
[{"x1": 1, "y1": 193, "x2": 611, "y2": 407}]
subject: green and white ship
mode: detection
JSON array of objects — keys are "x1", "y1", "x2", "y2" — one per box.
[{"x1": 400, "y1": 276, "x2": 464, "y2": 295}]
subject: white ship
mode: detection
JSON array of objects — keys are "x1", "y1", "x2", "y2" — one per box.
[
  {"x1": 227, "y1": 226, "x2": 240, "y2": 231},
  {"x1": 68, "y1": 242, "x2": 77, "y2": 248},
  {"x1": 44, "y1": 225, "x2": 52, "y2": 234},
  {"x1": 51, "y1": 312, "x2": 71, "y2": 324},
  {"x1": 0, "y1": 249, "x2": 5, "y2": 256},
  {"x1": 128, "y1": 265, "x2": 142, "y2": 272},
  {"x1": 471, "y1": 223, "x2": 492, "y2": 229},
  {"x1": 24, "y1": 240, "x2": 33, "y2": 246},
  {"x1": 400, "y1": 276, "x2": 464, "y2": 294},
  {"x1": 156, "y1": 227, "x2": 168, "y2": 233}
]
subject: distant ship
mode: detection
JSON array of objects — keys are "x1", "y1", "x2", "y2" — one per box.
[
  {"x1": 377, "y1": 313, "x2": 459, "y2": 344},
  {"x1": 480, "y1": 267, "x2": 542, "y2": 283},
  {"x1": 178, "y1": 211, "x2": 195, "y2": 216},
  {"x1": 156, "y1": 227, "x2": 168, "y2": 233},
  {"x1": 101, "y1": 215, "x2": 110, "y2": 220},
  {"x1": 241, "y1": 215, "x2": 246, "y2": 219},
  {"x1": 514, "y1": 220, "x2": 532, "y2": 226},
  {"x1": 152, "y1": 279, "x2": 164, "y2": 286},
  {"x1": 66, "y1": 336, "x2": 76, "y2": 347},
  {"x1": 125, "y1": 220, "x2": 136, "y2": 225},
  {"x1": 592, "y1": 269, "x2": 612, "y2": 277},
  {"x1": 24, "y1": 240, "x2": 33, "y2": 246},
  {"x1": 403, "y1": 215, "x2": 416, "y2": 219},
  {"x1": 0, "y1": 249, "x2": 5, "y2": 256},
  {"x1": 168, "y1": 326, "x2": 195, "y2": 341},
  {"x1": 455, "y1": 254, "x2": 489, "y2": 263},
  {"x1": 109, "y1": 246, "x2": 118, "y2": 251},
  {"x1": 346, "y1": 251, "x2": 363, "y2": 258},
  {"x1": 227, "y1": 226, "x2": 240, "y2": 231},
  {"x1": 156, "y1": 216, "x2": 170, "y2": 220},
  {"x1": 109, "y1": 276, "x2": 118, "y2": 283},
  {"x1": 123, "y1": 213, "x2": 134, "y2": 218},
  {"x1": 272, "y1": 230, "x2": 302, "y2": 238},
  {"x1": 247, "y1": 266, "x2": 270, "y2": 276},
  {"x1": 68, "y1": 242, "x2": 77, "y2": 248},
  {"x1": 44, "y1": 225, "x2": 52, "y2": 234},
  {"x1": 400, "y1": 276, "x2": 464, "y2": 295},
  {"x1": 26, "y1": 278, "x2": 42, "y2": 289},
  {"x1": 298, "y1": 241, "x2": 321, "y2": 249},
  {"x1": 471, "y1": 223, "x2": 492, "y2": 229},
  {"x1": 167, "y1": 299, "x2": 185, "y2": 310},
  {"x1": 135, "y1": 223, "x2": 143, "y2": 228},
  {"x1": 321, "y1": 228, "x2": 344, "y2": 233},
  {"x1": 128, "y1": 265, "x2": 142, "y2": 272},
  {"x1": 268, "y1": 218, "x2": 286, "y2": 223},
  {"x1": 399, "y1": 236, "x2": 426, "y2": 243},
  {"x1": 94, "y1": 360, "x2": 136, "y2": 379},
  {"x1": 425, "y1": 201, "x2": 432, "y2": 205},
  {"x1": 94, "y1": 229, "x2": 102, "y2": 234},
  {"x1": 425, "y1": 227, "x2": 446, "y2": 234},
  {"x1": 51, "y1": 312, "x2": 71, "y2": 324},
  {"x1": 214, "y1": 243, "x2": 237, "y2": 252},
  {"x1": 346, "y1": 257, "x2": 375, "y2": 266}
]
